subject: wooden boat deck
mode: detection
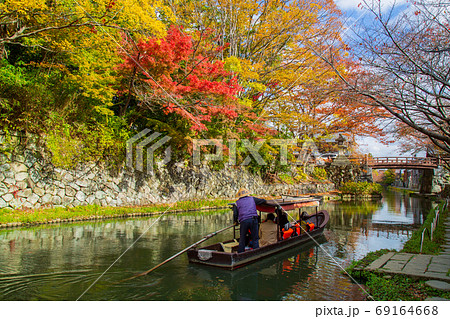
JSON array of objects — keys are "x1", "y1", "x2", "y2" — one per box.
[{"x1": 187, "y1": 208, "x2": 329, "y2": 270}]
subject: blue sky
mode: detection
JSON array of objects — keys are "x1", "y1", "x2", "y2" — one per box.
[{"x1": 335, "y1": 0, "x2": 415, "y2": 157}]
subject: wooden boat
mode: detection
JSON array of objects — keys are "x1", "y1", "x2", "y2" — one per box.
[{"x1": 187, "y1": 196, "x2": 329, "y2": 270}]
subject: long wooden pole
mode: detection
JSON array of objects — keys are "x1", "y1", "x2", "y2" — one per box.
[{"x1": 124, "y1": 224, "x2": 235, "y2": 281}]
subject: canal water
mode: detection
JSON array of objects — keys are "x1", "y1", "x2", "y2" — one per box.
[{"x1": 0, "y1": 191, "x2": 432, "y2": 301}]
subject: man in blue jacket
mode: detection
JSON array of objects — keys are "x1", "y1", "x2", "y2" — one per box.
[{"x1": 233, "y1": 188, "x2": 267, "y2": 253}]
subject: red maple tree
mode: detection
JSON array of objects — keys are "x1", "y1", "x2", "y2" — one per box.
[{"x1": 119, "y1": 26, "x2": 243, "y2": 131}]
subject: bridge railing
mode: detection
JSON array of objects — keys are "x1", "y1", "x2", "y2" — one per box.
[
  {"x1": 347, "y1": 156, "x2": 440, "y2": 168},
  {"x1": 368, "y1": 157, "x2": 438, "y2": 166}
]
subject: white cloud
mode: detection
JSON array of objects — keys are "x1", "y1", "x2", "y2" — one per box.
[
  {"x1": 356, "y1": 136, "x2": 427, "y2": 158},
  {"x1": 335, "y1": 0, "x2": 408, "y2": 11},
  {"x1": 356, "y1": 136, "x2": 402, "y2": 157},
  {"x1": 334, "y1": 0, "x2": 363, "y2": 10}
]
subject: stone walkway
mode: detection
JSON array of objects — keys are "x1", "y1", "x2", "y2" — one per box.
[{"x1": 366, "y1": 218, "x2": 450, "y2": 283}]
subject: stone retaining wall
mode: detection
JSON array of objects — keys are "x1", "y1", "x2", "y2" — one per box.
[
  {"x1": 431, "y1": 167, "x2": 450, "y2": 194},
  {"x1": 392, "y1": 168, "x2": 449, "y2": 194},
  {"x1": 0, "y1": 132, "x2": 335, "y2": 210},
  {"x1": 325, "y1": 163, "x2": 373, "y2": 188}
]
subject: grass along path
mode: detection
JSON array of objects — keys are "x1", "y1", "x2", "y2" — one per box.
[
  {"x1": 344, "y1": 200, "x2": 449, "y2": 301},
  {"x1": 400, "y1": 201, "x2": 448, "y2": 254},
  {"x1": 0, "y1": 198, "x2": 232, "y2": 228}
]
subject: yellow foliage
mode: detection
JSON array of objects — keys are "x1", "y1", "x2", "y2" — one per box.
[
  {"x1": 0, "y1": 0, "x2": 48, "y2": 17},
  {"x1": 224, "y1": 56, "x2": 266, "y2": 92},
  {"x1": 0, "y1": 0, "x2": 175, "y2": 108},
  {"x1": 175, "y1": 0, "x2": 344, "y2": 117}
]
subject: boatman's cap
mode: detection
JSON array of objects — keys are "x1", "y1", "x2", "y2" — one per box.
[{"x1": 236, "y1": 188, "x2": 251, "y2": 198}]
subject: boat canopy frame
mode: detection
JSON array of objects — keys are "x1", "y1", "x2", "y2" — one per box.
[{"x1": 229, "y1": 196, "x2": 322, "y2": 241}]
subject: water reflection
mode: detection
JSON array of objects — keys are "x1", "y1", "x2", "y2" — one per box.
[
  {"x1": 185, "y1": 240, "x2": 325, "y2": 301},
  {"x1": 0, "y1": 191, "x2": 431, "y2": 300}
]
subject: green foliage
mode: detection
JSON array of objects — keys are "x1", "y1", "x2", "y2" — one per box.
[
  {"x1": 311, "y1": 166, "x2": 327, "y2": 180},
  {"x1": 346, "y1": 249, "x2": 394, "y2": 273},
  {"x1": 45, "y1": 125, "x2": 82, "y2": 169},
  {"x1": 45, "y1": 118, "x2": 129, "y2": 169},
  {"x1": 340, "y1": 181, "x2": 383, "y2": 196},
  {"x1": 382, "y1": 169, "x2": 396, "y2": 185},
  {"x1": 389, "y1": 186, "x2": 415, "y2": 195},
  {"x1": 279, "y1": 173, "x2": 295, "y2": 184},
  {"x1": 364, "y1": 274, "x2": 449, "y2": 301},
  {"x1": 294, "y1": 168, "x2": 309, "y2": 182},
  {"x1": 234, "y1": 138, "x2": 291, "y2": 178},
  {"x1": 0, "y1": 61, "x2": 28, "y2": 86},
  {"x1": 0, "y1": 56, "x2": 130, "y2": 168},
  {"x1": 271, "y1": 165, "x2": 329, "y2": 184},
  {"x1": 0, "y1": 59, "x2": 56, "y2": 130},
  {"x1": 0, "y1": 128, "x2": 14, "y2": 156},
  {"x1": 346, "y1": 248, "x2": 450, "y2": 300}
]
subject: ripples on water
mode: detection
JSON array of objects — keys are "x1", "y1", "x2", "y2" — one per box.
[{"x1": 0, "y1": 192, "x2": 431, "y2": 300}]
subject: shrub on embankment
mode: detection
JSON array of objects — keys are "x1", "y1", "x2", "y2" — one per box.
[{"x1": 339, "y1": 181, "x2": 383, "y2": 196}]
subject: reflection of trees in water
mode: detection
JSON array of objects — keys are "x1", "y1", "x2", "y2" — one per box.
[
  {"x1": 318, "y1": 190, "x2": 431, "y2": 265},
  {"x1": 0, "y1": 193, "x2": 433, "y2": 300},
  {"x1": 169, "y1": 283, "x2": 232, "y2": 300},
  {"x1": 0, "y1": 212, "x2": 232, "y2": 278},
  {"x1": 188, "y1": 240, "x2": 328, "y2": 301},
  {"x1": 383, "y1": 191, "x2": 431, "y2": 224},
  {"x1": 281, "y1": 244, "x2": 366, "y2": 301},
  {"x1": 323, "y1": 191, "x2": 431, "y2": 230},
  {"x1": 322, "y1": 201, "x2": 381, "y2": 229},
  {"x1": 0, "y1": 210, "x2": 236, "y2": 300}
]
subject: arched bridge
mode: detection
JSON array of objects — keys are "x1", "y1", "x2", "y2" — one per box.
[
  {"x1": 343, "y1": 156, "x2": 447, "y2": 194},
  {"x1": 365, "y1": 157, "x2": 440, "y2": 170}
]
